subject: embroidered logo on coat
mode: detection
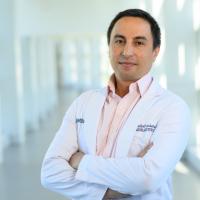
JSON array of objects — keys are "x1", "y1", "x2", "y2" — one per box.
[
  {"x1": 75, "y1": 118, "x2": 85, "y2": 123},
  {"x1": 136, "y1": 124, "x2": 157, "y2": 133}
]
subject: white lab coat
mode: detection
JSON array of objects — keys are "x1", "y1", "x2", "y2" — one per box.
[{"x1": 41, "y1": 79, "x2": 190, "y2": 200}]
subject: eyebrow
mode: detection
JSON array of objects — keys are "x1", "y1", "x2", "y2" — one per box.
[
  {"x1": 113, "y1": 34, "x2": 125, "y2": 40},
  {"x1": 134, "y1": 36, "x2": 147, "y2": 41},
  {"x1": 113, "y1": 34, "x2": 147, "y2": 41}
]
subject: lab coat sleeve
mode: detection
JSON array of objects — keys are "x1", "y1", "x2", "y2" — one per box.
[
  {"x1": 75, "y1": 98, "x2": 191, "y2": 195},
  {"x1": 41, "y1": 94, "x2": 107, "y2": 200}
]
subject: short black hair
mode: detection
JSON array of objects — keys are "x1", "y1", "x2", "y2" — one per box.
[{"x1": 107, "y1": 9, "x2": 161, "y2": 49}]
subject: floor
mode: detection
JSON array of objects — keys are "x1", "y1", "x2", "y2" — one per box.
[{"x1": 0, "y1": 88, "x2": 200, "y2": 200}]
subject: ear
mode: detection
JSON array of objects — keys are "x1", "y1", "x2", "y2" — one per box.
[{"x1": 152, "y1": 46, "x2": 160, "y2": 61}]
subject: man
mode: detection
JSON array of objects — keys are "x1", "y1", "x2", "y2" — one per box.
[{"x1": 41, "y1": 9, "x2": 190, "y2": 200}]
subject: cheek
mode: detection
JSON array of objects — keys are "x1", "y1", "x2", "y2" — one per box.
[
  {"x1": 109, "y1": 49, "x2": 119, "y2": 62},
  {"x1": 141, "y1": 51, "x2": 155, "y2": 63}
]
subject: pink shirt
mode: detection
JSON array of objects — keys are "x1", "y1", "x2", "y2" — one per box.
[{"x1": 96, "y1": 73, "x2": 152, "y2": 157}]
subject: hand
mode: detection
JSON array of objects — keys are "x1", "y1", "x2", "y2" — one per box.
[
  {"x1": 103, "y1": 142, "x2": 154, "y2": 199},
  {"x1": 137, "y1": 142, "x2": 153, "y2": 157},
  {"x1": 69, "y1": 151, "x2": 84, "y2": 169},
  {"x1": 103, "y1": 188, "x2": 131, "y2": 199}
]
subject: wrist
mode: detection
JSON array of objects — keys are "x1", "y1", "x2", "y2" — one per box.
[{"x1": 69, "y1": 151, "x2": 84, "y2": 169}]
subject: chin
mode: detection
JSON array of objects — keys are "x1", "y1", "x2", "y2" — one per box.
[{"x1": 119, "y1": 75, "x2": 138, "y2": 82}]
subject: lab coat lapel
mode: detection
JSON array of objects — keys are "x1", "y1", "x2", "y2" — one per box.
[
  {"x1": 84, "y1": 88, "x2": 107, "y2": 154},
  {"x1": 115, "y1": 79, "x2": 164, "y2": 157}
]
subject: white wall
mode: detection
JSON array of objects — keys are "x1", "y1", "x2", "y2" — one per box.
[
  {"x1": 0, "y1": 0, "x2": 25, "y2": 147},
  {"x1": 16, "y1": 0, "x2": 140, "y2": 36},
  {"x1": 1, "y1": 0, "x2": 199, "y2": 167},
  {"x1": 0, "y1": 97, "x2": 2, "y2": 163}
]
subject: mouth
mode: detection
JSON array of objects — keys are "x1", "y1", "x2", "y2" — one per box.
[{"x1": 118, "y1": 61, "x2": 137, "y2": 69}]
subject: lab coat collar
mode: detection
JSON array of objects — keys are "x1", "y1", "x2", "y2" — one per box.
[
  {"x1": 114, "y1": 78, "x2": 164, "y2": 156},
  {"x1": 101, "y1": 78, "x2": 164, "y2": 98},
  {"x1": 85, "y1": 78, "x2": 163, "y2": 155}
]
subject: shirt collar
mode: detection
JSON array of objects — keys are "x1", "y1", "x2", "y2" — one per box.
[
  {"x1": 107, "y1": 73, "x2": 152, "y2": 97},
  {"x1": 137, "y1": 73, "x2": 153, "y2": 97},
  {"x1": 107, "y1": 74, "x2": 116, "y2": 95}
]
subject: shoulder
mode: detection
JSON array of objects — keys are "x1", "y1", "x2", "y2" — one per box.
[
  {"x1": 151, "y1": 79, "x2": 189, "y2": 108},
  {"x1": 163, "y1": 89, "x2": 189, "y2": 107},
  {"x1": 71, "y1": 88, "x2": 106, "y2": 109},
  {"x1": 65, "y1": 88, "x2": 106, "y2": 116},
  {"x1": 159, "y1": 88, "x2": 191, "y2": 118},
  {"x1": 76, "y1": 88, "x2": 106, "y2": 101},
  {"x1": 150, "y1": 79, "x2": 190, "y2": 118},
  {"x1": 150, "y1": 79, "x2": 189, "y2": 111}
]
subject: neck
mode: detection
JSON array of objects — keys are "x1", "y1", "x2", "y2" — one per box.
[{"x1": 115, "y1": 79, "x2": 132, "y2": 97}]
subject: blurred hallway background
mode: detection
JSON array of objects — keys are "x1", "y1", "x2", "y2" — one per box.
[{"x1": 0, "y1": 0, "x2": 200, "y2": 200}]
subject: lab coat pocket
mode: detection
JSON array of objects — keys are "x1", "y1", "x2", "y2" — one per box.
[{"x1": 128, "y1": 131, "x2": 154, "y2": 157}]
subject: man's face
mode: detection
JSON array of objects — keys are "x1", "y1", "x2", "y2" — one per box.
[{"x1": 109, "y1": 17, "x2": 160, "y2": 83}]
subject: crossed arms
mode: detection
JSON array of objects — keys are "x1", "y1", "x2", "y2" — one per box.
[
  {"x1": 69, "y1": 143, "x2": 153, "y2": 199},
  {"x1": 41, "y1": 96, "x2": 190, "y2": 199}
]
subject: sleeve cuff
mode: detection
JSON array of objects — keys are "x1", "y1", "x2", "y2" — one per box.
[
  {"x1": 76, "y1": 155, "x2": 108, "y2": 199},
  {"x1": 75, "y1": 154, "x2": 91, "y2": 182}
]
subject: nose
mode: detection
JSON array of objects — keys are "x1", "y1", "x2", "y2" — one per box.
[{"x1": 122, "y1": 43, "x2": 134, "y2": 57}]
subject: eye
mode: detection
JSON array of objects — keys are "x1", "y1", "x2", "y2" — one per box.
[
  {"x1": 135, "y1": 41, "x2": 145, "y2": 46},
  {"x1": 114, "y1": 39, "x2": 125, "y2": 45}
]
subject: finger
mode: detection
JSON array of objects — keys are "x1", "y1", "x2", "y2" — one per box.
[
  {"x1": 137, "y1": 142, "x2": 154, "y2": 157},
  {"x1": 147, "y1": 142, "x2": 154, "y2": 149}
]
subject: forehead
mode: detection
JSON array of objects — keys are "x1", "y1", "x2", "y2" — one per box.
[{"x1": 111, "y1": 17, "x2": 152, "y2": 39}]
